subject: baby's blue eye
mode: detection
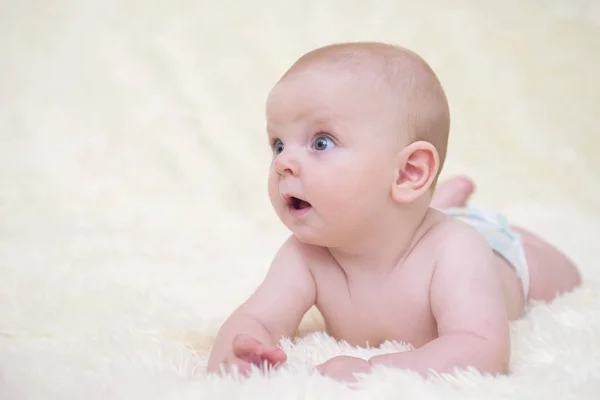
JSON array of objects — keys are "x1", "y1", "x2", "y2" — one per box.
[
  {"x1": 312, "y1": 134, "x2": 335, "y2": 151},
  {"x1": 273, "y1": 139, "x2": 284, "y2": 155}
]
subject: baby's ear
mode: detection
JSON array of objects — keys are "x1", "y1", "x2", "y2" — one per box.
[{"x1": 391, "y1": 141, "x2": 439, "y2": 204}]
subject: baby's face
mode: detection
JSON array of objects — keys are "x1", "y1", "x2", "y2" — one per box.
[{"x1": 265, "y1": 71, "x2": 404, "y2": 246}]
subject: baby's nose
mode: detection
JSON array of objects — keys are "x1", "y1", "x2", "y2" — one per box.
[{"x1": 274, "y1": 151, "x2": 300, "y2": 176}]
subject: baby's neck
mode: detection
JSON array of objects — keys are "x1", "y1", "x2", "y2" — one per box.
[{"x1": 327, "y1": 200, "x2": 436, "y2": 278}]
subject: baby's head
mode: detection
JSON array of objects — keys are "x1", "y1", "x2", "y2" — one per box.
[{"x1": 265, "y1": 42, "x2": 450, "y2": 246}]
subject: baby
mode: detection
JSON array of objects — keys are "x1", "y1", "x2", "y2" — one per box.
[{"x1": 206, "y1": 42, "x2": 582, "y2": 382}]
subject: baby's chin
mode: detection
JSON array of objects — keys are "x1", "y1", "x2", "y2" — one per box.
[
  {"x1": 275, "y1": 212, "x2": 344, "y2": 247},
  {"x1": 286, "y1": 226, "x2": 339, "y2": 248},
  {"x1": 278, "y1": 218, "x2": 320, "y2": 244}
]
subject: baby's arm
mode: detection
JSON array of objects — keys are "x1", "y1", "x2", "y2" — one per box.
[
  {"x1": 207, "y1": 235, "x2": 317, "y2": 373},
  {"x1": 369, "y1": 223, "x2": 511, "y2": 376}
]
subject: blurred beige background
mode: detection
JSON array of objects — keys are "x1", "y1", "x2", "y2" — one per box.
[{"x1": 1, "y1": 0, "x2": 599, "y2": 398}]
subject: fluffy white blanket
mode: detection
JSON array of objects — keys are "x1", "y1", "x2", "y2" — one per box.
[{"x1": 1, "y1": 1, "x2": 599, "y2": 398}]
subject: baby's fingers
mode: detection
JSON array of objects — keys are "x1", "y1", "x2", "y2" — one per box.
[
  {"x1": 260, "y1": 347, "x2": 287, "y2": 365},
  {"x1": 232, "y1": 334, "x2": 264, "y2": 360},
  {"x1": 231, "y1": 333, "x2": 287, "y2": 367}
]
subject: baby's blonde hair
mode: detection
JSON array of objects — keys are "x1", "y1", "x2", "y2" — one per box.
[{"x1": 280, "y1": 42, "x2": 451, "y2": 186}]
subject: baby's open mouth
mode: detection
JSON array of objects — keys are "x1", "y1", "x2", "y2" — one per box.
[{"x1": 289, "y1": 196, "x2": 311, "y2": 210}]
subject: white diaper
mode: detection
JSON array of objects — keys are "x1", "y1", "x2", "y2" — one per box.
[{"x1": 442, "y1": 207, "x2": 530, "y2": 298}]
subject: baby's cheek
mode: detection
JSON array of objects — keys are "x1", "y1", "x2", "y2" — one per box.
[{"x1": 327, "y1": 196, "x2": 368, "y2": 227}]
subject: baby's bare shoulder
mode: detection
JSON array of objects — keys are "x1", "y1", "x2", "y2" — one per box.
[
  {"x1": 426, "y1": 213, "x2": 491, "y2": 253},
  {"x1": 422, "y1": 214, "x2": 499, "y2": 289}
]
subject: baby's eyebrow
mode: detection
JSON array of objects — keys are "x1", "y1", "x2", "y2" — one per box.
[
  {"x1": 267, "y1": 130, "x2": 276, "y2": 146},
  {"x1": 265, "y1": 128, "x2": 280, "y2": 144}
]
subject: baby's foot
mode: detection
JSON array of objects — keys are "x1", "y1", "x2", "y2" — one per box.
[{"x1": 431, "y1": 175, "x2": 476, "y2": 209}]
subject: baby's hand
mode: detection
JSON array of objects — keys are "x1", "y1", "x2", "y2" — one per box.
[
  {"x1": 233, "y1": 333, "x2": 287, "y2": 366},
  {"x1": 316, "y1": 355, "x2": 373, "y2": 382},
  {"x1": 221, "y1": 333, "x2": 287, "y2": 376}
]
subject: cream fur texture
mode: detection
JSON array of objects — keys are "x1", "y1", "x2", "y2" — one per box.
[{"x1": 1, "y1": 0, "x2": 600, "y2": 398}]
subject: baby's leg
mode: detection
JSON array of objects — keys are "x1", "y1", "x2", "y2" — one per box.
[
  {"x1": 513, "y1": 226, "x2": 582, "y2": 302},
  {"x1": 431, "y1": 175, "x2": 476, "y2": 209}
]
